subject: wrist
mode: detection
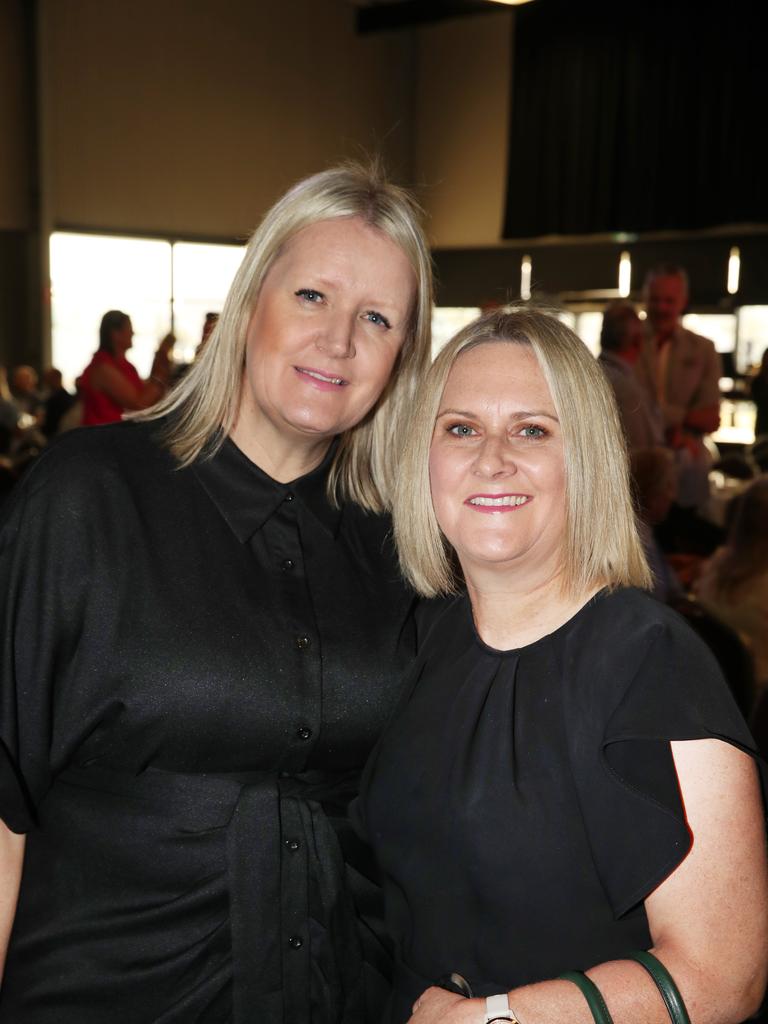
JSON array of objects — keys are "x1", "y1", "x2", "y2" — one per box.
[{"x1": 484, "y1": 992, "x2": 523, "y2": 1023}]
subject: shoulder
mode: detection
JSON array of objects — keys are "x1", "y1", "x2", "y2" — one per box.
[
  {"x1": 570, "y1": 586, "x2": 705, "y2": 652},
  {"x1": 335, "y1": 503, "x2": 407, "y2": 583},
  {"x1": 679, "y1": 326, "x2": 718, "y2": 355},
  {"x1": 559, "y1": 587, "x2": 723, "y2": 711},
  {"x1": 2, "y1": 421, "x2": 174, "y2": 528},
  {"x1": 414, "y1": 592, "x2": 464, "y2": 651}
]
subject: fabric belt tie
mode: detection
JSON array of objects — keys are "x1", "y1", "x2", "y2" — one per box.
[{"x1": 58, "y1": 763, "x2": 362, "y2": 1023}]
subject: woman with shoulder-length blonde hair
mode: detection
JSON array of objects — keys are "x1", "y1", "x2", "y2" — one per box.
[
  {"x1": 357, "y1": 307, "x2": 768, "y2": 1024},
  {"x1": 0, "y1": 161, "x2": 432, "y2": 1023}
]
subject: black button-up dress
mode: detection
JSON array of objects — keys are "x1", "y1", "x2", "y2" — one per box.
[{"x1": 0, "y1": 420, "x2": 417, "y2": 1022}]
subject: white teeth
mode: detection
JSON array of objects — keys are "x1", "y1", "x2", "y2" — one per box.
[
  {"x1": 469, "y1": 495, "x2": 529, "y2": 507},
  {"x1": 303, "y1": 369, "x2": 344, "y2": 385}
]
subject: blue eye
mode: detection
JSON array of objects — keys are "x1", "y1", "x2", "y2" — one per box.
[
  {"x1": 521, "y1": 425, "x2": 546, "y2": 438},
  {"x1": 295, "y1": 288, "x2": 324, "y2": 303},
  {"x1": 448, "y1": 424, "x2": 476, "y2": 437},
  {"x1": 363, "y1": 310, "x2": 391, "y2": 329}
]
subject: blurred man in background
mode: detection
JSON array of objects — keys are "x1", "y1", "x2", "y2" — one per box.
[{"x1": 636, "y1": 265, "x2": 721, "y2": 511}]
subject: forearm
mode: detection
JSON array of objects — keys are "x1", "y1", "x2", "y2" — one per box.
[
  {"x1": 682, "y1": 404, "x2": 720, "y2": 434},
  {"x1": 506, "y1": 943, "x2": 757, "y2": 1024},
  {"x1": 136, "y1": 376, "x2": 167, "y2": 408},
  {"x1": 417, "y1": 943, "x2": 761, "y2": 1024},
  {"x1": 0, "y1": 824, "x2": 24, "y2": 978}
]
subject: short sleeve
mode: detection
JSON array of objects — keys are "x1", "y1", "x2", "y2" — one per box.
[
  {"x1": 0, "y1": 450, "x2": 91, "y2": 832},
  {"x1": 567, "y1": 601, "x2": 766, "y2": 919}
]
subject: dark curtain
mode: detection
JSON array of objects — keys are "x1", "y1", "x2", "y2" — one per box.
[{"x1": 503, "y1": 0, "x2": 768, "y2": 238}]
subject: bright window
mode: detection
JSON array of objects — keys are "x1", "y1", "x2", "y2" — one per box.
[
  {"x1": 431, "y1": 308, "x2": 481, "y2": 358},
  {"x1": 681, "y1": 313, "x2": 736, "y2": 354},
  {"x1": 736, "y1": 306, "x2": 768, "y2": 373},
  {"x1": 50, "y1": 233, "x2": 245, "y2": 389},
  {"x1": 172, "y1": 243, "x2": 245, "y2": 364}
]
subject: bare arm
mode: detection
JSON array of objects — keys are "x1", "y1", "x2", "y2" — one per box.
[
  {"x1": 89, "y1": 362, "x2": 165, "y2": 412},
  {"x1": 683, "y1": 404, "x2": 721, "y2": 435},
  {"x1": 0, "y1": 822, "x2": 24, "y2": 979},
  {"x1": 89, "y1": 335, "x2": 173, "y2": 412},
  {"x1": 409, "y1": 739, "x2": 768, "y2": 1024}
]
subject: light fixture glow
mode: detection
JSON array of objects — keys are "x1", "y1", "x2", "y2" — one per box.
[
  {"x1": 618, "y1": 250, "x2": 632, "y2": 298},
  {"x1": 520, "y1": 255, "x2": 532, "y2": 301},
  {"x1": 727, "y1": 246, "x2": 740, "y2": 295},
  {"x1": 486, "y1": 0, "x2": 536, "y2": 5}
]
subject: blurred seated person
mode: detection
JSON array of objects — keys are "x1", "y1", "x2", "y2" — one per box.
[
  {"x1": 78, "y1": 311, "x2": 173, "y2": 426},
  {"x1": 10, "y1": 366, "x2": 43, "y2": 421},
  {"x1": 630, "y1": 446, "x2": 683, "y2": 602},
  {"x1": 41, "y1": 368, "x2": 76, "y2": 438},
  {"x1": 695, "y1": 475, "x2": 768, "y2": 701},
  {"x1": 0, "y1": 366, "x2": 20, "y2": 456},
  {"x1": 4, "y1": 366, "x2": 46, "y2": 457},
  {"x1": 599, "y1": 301, "x2": 663, "y2": 450}
]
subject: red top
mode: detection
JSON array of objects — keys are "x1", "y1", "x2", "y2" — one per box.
[{"x1": 80, "y1": 350, "x2": 143, "y2": 426}]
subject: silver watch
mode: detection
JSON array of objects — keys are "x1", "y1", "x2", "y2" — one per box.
[{"x1": 484, "y1": 992, "x2": 521, "y2": 1023}]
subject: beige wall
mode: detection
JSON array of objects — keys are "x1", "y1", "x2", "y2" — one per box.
[
  {"x1": 414, "y1": 10, "x2": 512, "y2": 248},
  {"x1": 0, "y1": 0, "x2": 31, "y2": 231},
  {"x1": 40, "y1": 0, "x2": 417, "y2": 238},
  {"x1": 38, "y1": 1, "x2": 513, "y2": 245}
]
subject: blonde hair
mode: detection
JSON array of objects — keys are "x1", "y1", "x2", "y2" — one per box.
[
  {"x1": 393, "y1": 306, "x2": 651, "y2": 597},
  {"x1": 138, "y1": 161, "x2": 433, "y2": 512}
]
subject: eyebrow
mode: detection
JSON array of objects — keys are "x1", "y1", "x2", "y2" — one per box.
[
  {"x1": 436, "y1": 407, "x2": 560, "y2": 422},
  {"x1": 308, "y1": 275, "x2": 404, "y2": 314}
]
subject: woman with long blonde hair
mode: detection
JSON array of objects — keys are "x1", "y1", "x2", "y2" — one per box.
[{"x1": 0, "y1": 162, "x2": 433, "y2": 1023}]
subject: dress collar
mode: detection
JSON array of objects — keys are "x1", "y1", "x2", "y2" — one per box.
[{"x1": 192, "y1": 435, "x2": 342, "y2": 543}]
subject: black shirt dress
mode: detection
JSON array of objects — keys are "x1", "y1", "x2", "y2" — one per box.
[
  {"x1": 357, "y1": 587, "x2": 766, "y2": 1024},
  {"x1": 0, "y1": 420, "x2": 417, "y2": 1022}
]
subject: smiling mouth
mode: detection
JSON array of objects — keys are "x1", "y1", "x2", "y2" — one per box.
[
  {"x1": 295, "y1": 366, "x2": 348, "y2": 386},
  {"x1": 466, "y1": 495, "x2": 532, "y2": 508}
]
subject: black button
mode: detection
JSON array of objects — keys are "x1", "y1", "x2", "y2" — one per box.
[
  {"x1": 284, "y1": 493, "x2": 294, "y2": 502},
  {"x1": 288, "y1": 935, "x2": 303, "y2": 949},
  {"x1": 296, "y1": 726, "x2": 312, "y2": 741},
  {"x1": 285, "y1": 838, "x2": 301, "y2": 852},
  {"x1": 281, "y1": 559, "x2": 295, "y2": 571},
  {"x1": 295, "y1": 636, "x2": 311, "y2": 650}
]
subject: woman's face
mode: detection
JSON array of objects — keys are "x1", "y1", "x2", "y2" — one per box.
[
  {"x1": 113, "y1": 319, "x2": 134, "y2": 355},
  {"x1": 237, "y1": 216, "x2": 415, "y2": 449},
  {"x1": 429, "y1": 342, "x2": 567, "y2": 584}
]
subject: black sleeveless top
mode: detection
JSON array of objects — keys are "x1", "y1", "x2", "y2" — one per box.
[{"x1": 356, "y1": 587, "x2": 766, "y2": 1023}]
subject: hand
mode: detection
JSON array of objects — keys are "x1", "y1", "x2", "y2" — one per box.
[
  {"x1": 409, "y1": 986, "x2": 485, "y2": 1023},
  {"x1": 157, "y1": 332, "x2": 176, "y2": 357}
]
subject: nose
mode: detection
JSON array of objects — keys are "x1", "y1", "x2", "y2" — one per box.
[
  {"x1": 472, "y1": 435, "x2": 516, "y2": 478},
  {"x1": 316, "y1": 313, "x2": 356, "y2": 359}
]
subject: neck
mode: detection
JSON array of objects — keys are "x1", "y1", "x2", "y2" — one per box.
[
  {"x1": 229, "y1": 412, "x2": 331, "y2": 484},
  {"x1": 465, "y1": 567, "x2": 600, "y2": 651},
  {"x1": 653, "y1": 323, "x2": 678, "y2": 346}
]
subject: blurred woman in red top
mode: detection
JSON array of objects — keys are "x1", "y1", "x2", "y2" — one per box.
[{"x1": 79, "y1": 310, "x2": 173, "y2": 425}]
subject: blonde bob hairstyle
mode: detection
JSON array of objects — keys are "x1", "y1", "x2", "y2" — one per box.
[
  {"x1": 139, "y1": 161, "x2": 433, "y2": 513},
  {"x1": 393, "y1": 306, "x2": 651, "y2": 597}
]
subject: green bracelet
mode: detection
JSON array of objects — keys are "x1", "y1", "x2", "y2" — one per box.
[
  {"x1": 628, "y1": 951, "x2": 691, "y2": 1024},
  {"x1": 559, "y1": 970, "x2": 614, "y2": 1024}
]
